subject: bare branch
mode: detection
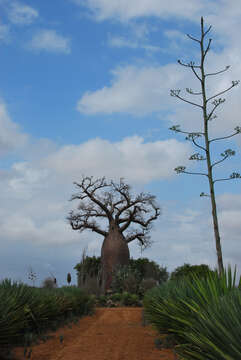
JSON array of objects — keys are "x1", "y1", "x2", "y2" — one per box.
[
  {"x1": 211, "y1": 150, "x2": 235, "y2": 169},
  {"x1": 170, "y1": 89, "x2": 203, "y2": 108},
  {"x1": 125, "y1": 230, "x2": 152, "y2": 249},
  {"x1": 192, "y1": 137, "x2": 207, "y2": 152},
  {"x1": 177, "y1": 59, "x2": 201, "y2": 68},
  {"x1": 214, "y1": 172, "x2": 241, "y2": 183},
  {"x1": 67, "y1": 210, "x2": 107, "y2": 237},
  {"x1": 206, "y1": 65, "x2": 230, "y2": 77},
  {"x1": 207, "y1": 101, "x2": 224, "y2": 121},
  {"x1": 190, "y1": 66, "x2": 202, "y2": 82},
  {"x1": 203, "y1": 25, "x2": 212, "y2": 37},
  {"x1": 72, "y1": 176, "x2": 112, "y2": 219},
  {"x1": 68, "y1": 176, "x2": 160, "y2": 244},
  {"x1": 170, "y1": 125, "x2": 204, "y2": 137},
  {"x1": 186, "y1": 34, "x2": 200, "y2": 43},
  {"x1": 210, "y1": 127, "x2": 241, "y2": 142},
  {"x1": 184, "y1": 133, "x2": 207, "y2": 152},
  {"x1": 203, "y1": 38, "x2": 212, "y2": 58},
  {"x1": 129, "y1": 207, "x2": 160, "y2": 228},
  {"x1": 175, "y1": 166, "x2": 208, "y2": 177},
  {"x1": 206, "y1": 81, "x2": 240, "y2": 103}
]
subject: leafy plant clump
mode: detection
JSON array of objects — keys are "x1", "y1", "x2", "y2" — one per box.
[
  {"x1": 110, "y1": 259, "x2": 168, "y2": 297},
  {"x1": 96, "y1": 291, "x2": 141, "y2": 307},
  {"x1": 170, "y1": 263, "x2": 213, "y2": 281},
  {"x1": 0, "y1": 279, "x2": 95, "y2": 354},
  {"x1": 74, "y1": 255, "x2": 168, "y2": 298},
  {"x1": 143, "y1": 266, "x2": 241, "y2": 359}
]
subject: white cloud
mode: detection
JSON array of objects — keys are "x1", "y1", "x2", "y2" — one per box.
[
  {"x1": 0, "y1": 101, "x2": 28, "y2": 157},
  {"x1": 8, "y1": 162, "x2": 49, "y2": 199},
  {"x1": 28, "y1": 29, "x2": 71, "y2": 54},
  {"x1": 43, "y1": 136, "x2": 191, "y2": 183},
  {"x1": 108, "y1": 35, "x2": 160, "y2": 53},
  {"x1": 8, "y1": 1, "x2": 38, "y2": 25},
  {"x1": 0, "y1": 135, "x2": 240, "y2": 285},
  {"x1": 78, "y1": 37, "x2": 241, "y2": 142},
  {"x1": 77, "y1": 64, "x2": 186, "y2": 115},
  {"x1": 0, "y1": 23, "x2": 10, "y2": 41},
  {"x1": 74, "y1": 0, "x2": 210, "y2": 22}
]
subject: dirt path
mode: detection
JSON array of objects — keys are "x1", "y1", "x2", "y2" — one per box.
[{"x1": 13, "y1": 308, "x2": 176, "y2": 360}]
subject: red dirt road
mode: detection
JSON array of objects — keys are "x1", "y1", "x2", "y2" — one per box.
[{"x1": 13, "y1": 308, "x2": 176, "y2": 360}]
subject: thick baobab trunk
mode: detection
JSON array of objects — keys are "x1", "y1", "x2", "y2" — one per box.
[{"x1": 101, "y1": 223, "x2": 130, "y2": 293}]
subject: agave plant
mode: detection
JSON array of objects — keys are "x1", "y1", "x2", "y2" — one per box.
[
  {"x1": 176, "y1": 287, "x2": 241, "y2": 359},
  {"x1": 143, "y1": 265, "x2": 241, "y2": 358},
  {"x1": 0, "y1": 280, "x2": 32, "y2": 346},
  {"x1": 0, "y1": 278, "x2": 95, "y2": 351}
]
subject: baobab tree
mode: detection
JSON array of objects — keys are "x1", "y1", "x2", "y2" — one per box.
[
  {"x1": 170, "y1": 17, "x2": 241, "y2": 275},
  {"x1": 67, "y1": 176, "x2": 160, "y2": 292}
]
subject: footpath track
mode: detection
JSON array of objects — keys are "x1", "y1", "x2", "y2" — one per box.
[{"x1": 13, "y1": 307, "x2": 176, "y2": 360}]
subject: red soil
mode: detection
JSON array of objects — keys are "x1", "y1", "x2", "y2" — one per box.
[{"x1": 13, "y1": 307, "x2": 177, "y2": 360}]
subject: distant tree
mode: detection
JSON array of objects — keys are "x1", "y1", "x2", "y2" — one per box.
[
  {"x1": 170, "y1": 17, "x2": 241, "y2": 275},
  {"x1": 41, "y1": 276, "x2": 57, "y2": 289},
  {"x1": 129, "y1": 258, "x2": 168, "y2": 284},
  {"x1": 74, "y1": 251, "x2": 101, "y2": 288},
  {"x1": 67, "y1": 272, "x2": 71, "y2": 285},
  {"x1": 68, "y1": 176, "x2": 160, "y2": 292},
  {"x1": 170, "y1": 263, "x2": 213, "y2": 281}
]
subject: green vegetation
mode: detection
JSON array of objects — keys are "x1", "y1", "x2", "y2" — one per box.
[
  {"x1": 0, "y1": 279, "x2": 94, "y2": 355},
  {"x1": 96, "y1": 291, "x2": 141, "y2": 307},
  {"x1": 143, "y1": 266, "x2": 241, "y2": 359},
  {"x1": 74, "y1": 254, "x2": 168, "y2": 298},
  {"x1": 170, "y1": 263, "x2": 213, "y2": 281}
]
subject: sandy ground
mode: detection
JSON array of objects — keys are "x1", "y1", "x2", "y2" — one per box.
[{"x1": 13, "y1": 307, "x2": 177, "y2": 360}]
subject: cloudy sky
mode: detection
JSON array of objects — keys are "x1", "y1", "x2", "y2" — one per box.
[{"x1": 1, "y1": 0, "x2": 241, "y2": 287}]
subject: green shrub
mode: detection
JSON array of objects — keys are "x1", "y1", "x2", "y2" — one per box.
[
  {"x1": 74, "y1": 255, "x2": 168, "y2": 296},
  {"x1": 129, "y1": 258, "x2": 168, "y2": 284},
  {"x1": 121, "y1": 292, "x2": 140, "y2": 306},
  {"x1": 170, "y1": 263, "x2": 213, "y2": 281},
  {"x1": 110, "y1": 293, "x2": 122, "y2": 302}
]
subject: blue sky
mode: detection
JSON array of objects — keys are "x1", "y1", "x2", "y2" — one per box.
[{"x1": 1, "y1": 0, "x2": 241, "y2": 287}]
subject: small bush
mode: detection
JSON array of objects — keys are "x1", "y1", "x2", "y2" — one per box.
[
  {"x1": 110, "y1": 293, "x2": 122, "y2": 302},
  {"x1": 41, "y1": 277, "x2": 57, "y2": 289},
  {"x1": 98, "y1": 295, "x2": 107, "y2": 306},
  {"x1": 121, "y1": 292, "x2": 140, "y2": 306},
  {"x1": 170, "y1": 263, "x2": 213, "y2": 281}
]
